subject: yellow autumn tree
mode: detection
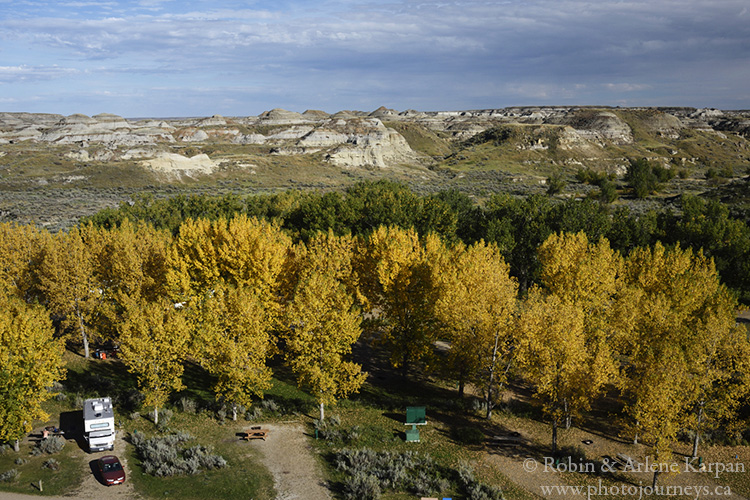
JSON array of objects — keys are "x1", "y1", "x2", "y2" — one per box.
[
  {"x1": 194, "y1": 283, "x2": 275, "y2": 420},
  {"x1": 516, "y1": 289, "x2": 599, "y2": 453},
  {"x1": 0, "y1": 294, "x2": 66, "y2": 451},
  {"x1": 95, "y1": 220, "x2": 172, "y2": 342},
  {"x1": 0, "y1": 222, "x2": 48, "y2": 300},
  {"x1": 622, "y1": 242, "x2": 744, "y2": 486},
  {"x1": 355, "y1": 226, "x2": 443, "y2": 376},
  {"x1": 434, "y1": 240, "x2": 518, "y2": 418},
  {"x1": 37, "y1": 224, "x2": 105, "y2": 358},
  {"x1": 283, "y1": 231, "x2": 367, "y2": 421},
  {"x1": 118, "y1": 296, "x2": 190, "y2": 424},
  {"x1": 167, "y1": 215, "x2": 291, "y2": 300},
  {"x1": 537, "y1": 232, "x2": 626, "y2": 427},
  {"x1": 96, "y1": 219, "x2": 171, "y2": 302},
  {"x1": 684, "y1": 309, "x2": 750, "y2": 458},
  {"x1": 167, "y1": 215, "x2": 291, "y2": 410}
]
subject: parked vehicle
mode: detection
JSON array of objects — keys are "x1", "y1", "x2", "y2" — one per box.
[
  {"x1": 96, "y1": 455, "x2": 125, "y2": 485},
  {"x1": 83, "y1": 397, "x2": 116, "y2": 452}
]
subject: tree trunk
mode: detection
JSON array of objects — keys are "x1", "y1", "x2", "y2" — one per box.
[
  {"x1": 552, "y1": 417, "x2": 558, "y2": 455},
  {"x1": 154, "y1": 406, "x2": 160, "y2": 425},
  {"x1": 633, "y1": 420, "x2": 639, "y2": 445},
  {"x1": 13, "y1": 439, "x2": 20, "y2": 452},
  {"x1": 564, "y1": 398, "x2": 571, "y2": 429},
  {"x1": 232, "y1": 403, "x2": 238, "y2": 421},
  {"x1": 319, "y1": 402, "x2": 325, "y2": 421},
  {"x1": 77, "y1": 309, "x2": 90, "y2": 359},
  {"x1": 652, "y1": 469, "x2": 660, "y2": 488},
  {"x1": 485, "y1": 331, "x2": 501, "y2": 420},
  {"x1": 692, "y1": 405, "x2": 704, "y2": 459}
]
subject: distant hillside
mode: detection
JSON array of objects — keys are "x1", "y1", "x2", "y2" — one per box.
[{"x1": 1, "y1": 106, "x2": 749, "y2": 229}]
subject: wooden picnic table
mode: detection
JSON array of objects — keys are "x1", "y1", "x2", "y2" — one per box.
[{"x1": 241, "y1": 428, "x2": 270, "y2": 441}]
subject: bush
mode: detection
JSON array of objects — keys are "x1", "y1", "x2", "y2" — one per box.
[
  {"x1": 131, "y1": 431, "x2": 226, "y2": 477},
  {"x1": 180, "y1": 397, "x2": 197, "y2": 414},
  {"x1": 576, "y1": 168, "x2": 609, "y2": 186},
  {"x1": 598, "y1": 179, "x2": 618, "y2": 204},
  {"x1": 0, "y1": 469, "x2": 18, "y2": 482},
  {"x1": 216, "y1": 408, "x2": 227, "y2": 424},
  {"x1": 546, "y1": 170, "x2": 567, "y2": 195},
  {"x1": 32, "y1": 436, "x2": 65, "y2": 455},
  {"x1": 261, "y1": 399, "x2": 278, "y2": 413},
  {"x1": 42, "y1": 458, "x2": 60, "y2": 471},
  {"x1": 335, "y1": 448, "x2": 449, "y2": 498},
  {"x1": 155, "y1": 408, "x2": 173, "y2": 424},
  {"x1": 626, "y1": 158, "x2": 660, "y2": 198},
  {"x1": 344, "y1": 472, "x2": 381, "y2": 500},
  {"x1": 457, "y1": 462, "x2": 504, "y2": 500},
  {"x1": 246, "y1": 407, "x2": 263, "y2": 420}
]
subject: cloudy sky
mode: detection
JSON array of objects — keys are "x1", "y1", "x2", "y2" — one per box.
[{"x1": 1, "y1": 0, "x2": 749, "y2": 117}]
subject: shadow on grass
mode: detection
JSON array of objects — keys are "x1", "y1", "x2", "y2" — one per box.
[{"x1": 59, "y1": 410, "x2": 87, "y2": 452}]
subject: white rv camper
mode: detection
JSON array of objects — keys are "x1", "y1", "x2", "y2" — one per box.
[{"x1": 83, "y1": 397, "x2": 116, "y2": 452}]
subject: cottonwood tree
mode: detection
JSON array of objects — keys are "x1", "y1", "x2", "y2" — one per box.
[
  {"x1": 537, "y1": 232, "x2": 628, "y2": 428},
  {"x1": 167, "y1": 215, "x2": 291, "y2": 300},
  {"x1": 37, "y1": 224, "x2": 104, "y2": 358},
  {"x1": 167, "y1": 215, "x2": 291, "y2": 411},
  {"x1": 118, "y1": 296, "x2": 189, "y2": 425},
  {"x1": 283, "y1": 232, "x2": 367, "y2": 421},
  {"x1": 194, "y1": 283, "x2": 275, "y2": 420},
  {"x1": 684, "y1": 307, "x2": 750, "y2": 459},
  {"x1": 516, "y1": 290, "x2": 608, "y2": 454},
  {"x1": 95, "y1": 219, "x2": 171, "y2": 342},
  {"x1": 0, "y1": 222, "x2": 47, "y2": 300},
  {"x1": 434, "y1": 240, "x2": 518, "y2": 418},
  {"x1": 0, "y1": 294, "x2": 66, "y2": 451},
  {"x1": 355, "y1": 226, "x2": 443, "y2": 377},
  {"x1": 622, "y1": 242, "x2": 744, "y2": 486}
]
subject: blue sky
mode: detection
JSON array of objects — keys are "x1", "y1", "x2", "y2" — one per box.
[{"x1": 1, "y1": 0, "x2": 749, "y2": 117}]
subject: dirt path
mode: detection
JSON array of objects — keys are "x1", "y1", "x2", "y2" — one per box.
[
  {"x1": 246, "y1": 423, "x2": 331, "y2": 500},
  {"x1": 67, "y1": 430, "x2": 138, "y2": 500}
]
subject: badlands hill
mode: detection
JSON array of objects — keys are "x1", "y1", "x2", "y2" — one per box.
[{"x1": 1, "y1": 106, "x2": 749, "y2": 229}]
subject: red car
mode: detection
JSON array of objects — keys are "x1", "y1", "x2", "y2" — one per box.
[{"x1": 96, "y1": 455, "x2": 126, "y2": 485}]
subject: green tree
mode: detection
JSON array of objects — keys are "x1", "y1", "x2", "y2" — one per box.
[
  {"x1": 625, "y1": 158, "x2": 660, "y2": 198},
  {"x1": 0, "y1": 294, "x2": 66, "y2": 451}
]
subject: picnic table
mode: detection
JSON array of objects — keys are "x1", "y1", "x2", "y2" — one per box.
[
  {"x1": 488, "y1": 434, "x2": 523, "y2": 446},
  {"x1": 241, "y1": 427, "x2": 270, "y2": 441}
]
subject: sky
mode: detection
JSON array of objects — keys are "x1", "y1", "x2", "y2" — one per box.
[{"x1": 0, "y1": 0, "x2": 749, "y2": 117}]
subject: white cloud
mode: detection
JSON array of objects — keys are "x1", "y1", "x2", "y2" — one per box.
[
  {"x1": 0, "y1": 65, "x2": 79, "y2": 83},
  {"x1": 1, "y1": 0, "x2": 749, "y2": 114}
]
